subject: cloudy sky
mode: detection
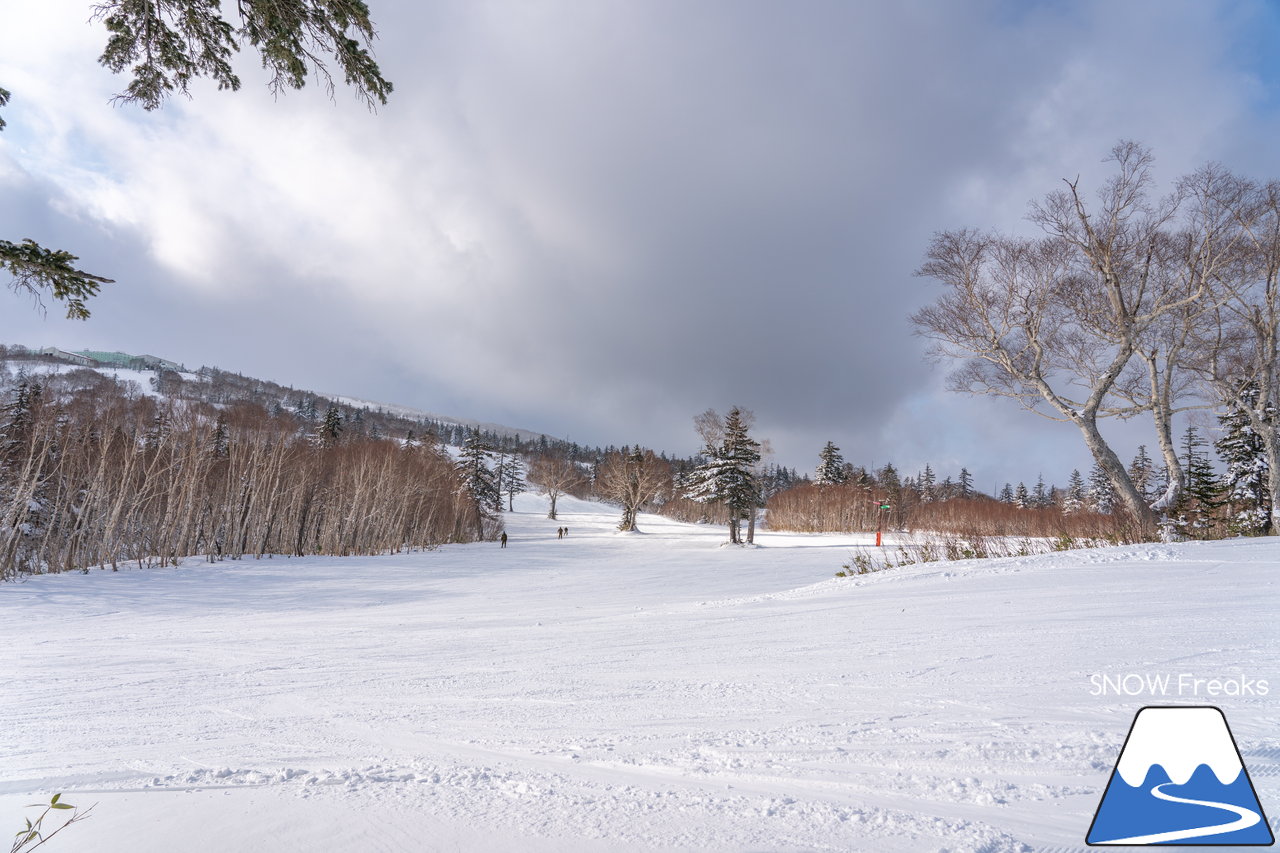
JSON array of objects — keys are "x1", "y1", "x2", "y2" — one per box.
[{"x1": 3, "y1": 0, "x2": 1280, "y2": 490}]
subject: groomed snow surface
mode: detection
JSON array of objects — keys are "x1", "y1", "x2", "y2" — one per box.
[{"x1": 2, "y1": 493, "x2": 1277, "y2": 852}]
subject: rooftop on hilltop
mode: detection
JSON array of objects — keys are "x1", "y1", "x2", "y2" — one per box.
[{"x1": 35, "y1": 348, "x2": 186, "y2": 372}]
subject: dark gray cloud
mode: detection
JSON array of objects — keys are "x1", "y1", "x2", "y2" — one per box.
[{"x1": 2, "y1": 0, "x2": 1279, "y2": 489}]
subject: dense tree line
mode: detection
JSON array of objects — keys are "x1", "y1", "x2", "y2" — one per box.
[
  {"x1": 0, "y1": 374, "x2": 484, "y2": 580},
  {"x1": 767, "y1": 420, "x2": 1269, "y2": 540}
]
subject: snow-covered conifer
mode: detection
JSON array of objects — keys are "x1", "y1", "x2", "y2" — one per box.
[
  {"x1": 1031, "y1": 474, "x2": 1048, "y2": 508},
  {"x1": 686, "y1": 407, "x2": 763, "y2": 543},
  {"x1": 318, "y1": 405, "x2": 343, "y2": 446},
  {"x1": 939, "y1": 474, "x2": 954, "y2": 500},
  {"x1": 1063, "y1": 469, "x2": 1085, "y2": 514},
  {"x1": 209, "y1": 413, "x2": 230, "y2": 458},
  {"x1": 815, "y1": 441, "x2": 847, "y2": 485},
  {"x1": 877, "y1": 463, "x2": 901, "y2": 494},
  {"x1": 1179, "y1": 425, "x2": 1222, "y2": 537},
  {"x1": 457, "y1": 429, "x2": 500, "y2": 534},
  {"x1": 1087, "y1": 461, "x2": 1117, "y2": 514},
  {"x1": 1215, "y1": 384, "x2": 1272, "y2": 535},
  {"x1": 0, "y1": 376, "x2": 40, "y2": 462},
  {"x1": 918, "y1": 463, "x2": 936, "y2": 502}
]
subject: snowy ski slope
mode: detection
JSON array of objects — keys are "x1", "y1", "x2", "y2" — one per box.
[{"x1": 1, "y1": 493, "x2": 1277, "y2": 851}]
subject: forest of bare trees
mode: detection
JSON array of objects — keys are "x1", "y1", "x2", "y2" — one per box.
[
  {"x1": 767, "y1": 481, "x2": 1129, "y2": 541},
  {"x1": 0, "y1": 371, "x2": 483, "y2": 580}
]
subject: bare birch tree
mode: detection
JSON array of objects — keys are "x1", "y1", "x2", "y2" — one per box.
[
  {"x1": 527, "y1": 453, "x2": 583, "y2": 520},
  {"x1": 1196, "y1": 176, "x2": 1280, "y2": 532},
  {"x1": 914, "y1": 142, "x2": 1224, "y2": 534},
  {"x1": 597, "y1": 447, "x2": 670, "y2": 532}
]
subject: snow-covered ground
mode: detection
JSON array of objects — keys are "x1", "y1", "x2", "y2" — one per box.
[
  {"x1": 2, "y1": 494, "x2": 1277, "y2": 852},
  {"x1": 2, "y1": 362, "x2": 206, "y2": 396}
]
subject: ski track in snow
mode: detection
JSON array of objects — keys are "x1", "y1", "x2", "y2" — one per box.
[{"x1": 1, "y1": 494, "x2": 1276, "y2": 852}]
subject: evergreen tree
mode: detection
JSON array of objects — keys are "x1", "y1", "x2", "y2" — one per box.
[
  {"x1": 848, "y1": 466, "x2": 870, "y2": 489},
  {"x1": 493, "y1": 452, "x2": 507, "y2": 513},
  {"x1": 318, "y1": 405, "x2": 343, "y2": 446},
  {"x1": 759, "y1": 463, "x2": 797, "y2": 501},
  {"x1": 0, "y1": 378, "x2": 49, "y2": 564},
  {"x1": 499, "y1": 455, "x2": 527, "y2": 512},
  {"x1": 875, "y1": 463, "x2": 903, "y2": 526},
  {"x1": 457, "y1": 429, "x2": 500, "y2": 535},
  {"x1": 1063, "y1": 469, "x2": 1086, "y2": 513},
  {"x1": 2, "y1": 1, "x2": 394, "y2": 322},
  {"x1": 939, "y1": 474, "x2": 954, "y2": 500},
  {"x1": 209, "y1": 413, "x2": 230, "y2": 458},
  {"x1": 1013, "y1": 481, "x2": 1029, "y2": 509},
  {"x1": 918, "y1": 463, "x2": 936, "y2": 502},
  {"x1": 0, "y1": 377, "x2": 40, "y2": 462},
  {"x1": 957, "y1": 467, "x2": 974, "y2": 499},
  {"x1": 999, "y1": 482, "x2": 1014, "y2": 503},
  {"x1": 815, "y1": 441, "x2": 848, "y2": 485},
  {"x1": 295, "y1": 396, "x2": 318, "y2": 422},
  {"x1": 1179, "y1": 424, "x2": 1223, "y2": 537},
  {"x1": 1128, "y1": 445, "x2": 1155, "y2": 505},
  {"x1": 1087, "y1": 461, "x2": 1117, "y2": 514},
  {"x1": 1031, "y1": 474, "x2": 1048, "y2": 508},
  {"x1": 96, "y1": 0, "x2": 393, "y2": 111},
  {"x1": 685, "y1": 407, "x2": 763, "y2": 544},
  {"x1": 1215, "y1": 384, "x2": 1272, "y2": 535}
]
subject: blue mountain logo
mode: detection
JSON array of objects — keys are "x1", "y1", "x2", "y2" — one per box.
[{"x1": 1087, "y1": 706, "x2": 1274, "y2": 846}]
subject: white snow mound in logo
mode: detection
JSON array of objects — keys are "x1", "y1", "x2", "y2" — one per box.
[{"x1": 1116, "y1": 706, "x2": 1243, "y2": 786}]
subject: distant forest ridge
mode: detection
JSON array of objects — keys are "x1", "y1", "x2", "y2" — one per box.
[{"x1": 0, "y1": 343, "x2": 599, "y2": 461}]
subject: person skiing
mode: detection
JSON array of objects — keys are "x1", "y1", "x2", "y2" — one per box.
[{"x1": 500, "y1": 532, "x2": 508, "y2": 548}]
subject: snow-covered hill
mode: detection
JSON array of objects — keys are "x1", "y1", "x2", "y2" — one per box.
[
  {"x1": 2, "y1": 352, "x2": 553, "y2": 447},
  {"x1": 5, "y1": 360, "x2": 206, "y2": 397},
  {"x1": 1, "y1": 495, "x2": 1276, "y2": 852}
]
